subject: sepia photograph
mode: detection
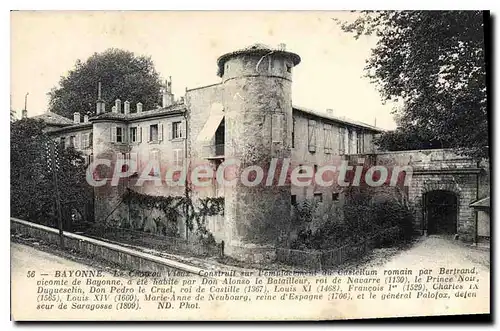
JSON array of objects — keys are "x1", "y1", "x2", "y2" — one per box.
[{"x1": 9, "y1": 10, "x2": 491, "y2": 321}]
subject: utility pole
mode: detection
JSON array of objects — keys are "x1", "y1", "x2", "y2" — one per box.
[{"x1": 50, "y1": 141, "x2": 64, "y2": 249}]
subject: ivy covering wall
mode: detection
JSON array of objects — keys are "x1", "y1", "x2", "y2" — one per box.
[{"x1": 120, "y1": 189, "x2": 224, "y2": 243}]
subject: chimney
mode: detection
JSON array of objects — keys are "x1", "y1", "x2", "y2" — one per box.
[
  {"x1": 96, "y1": 101, "x2": 105, "y2": 114},
  {"x1": 115, "y1": 99, "x2": 121, "y2": 113},
  {"x1": 73, "y1": 112, "x2": 80, "y2": 124},
  {"x1": 83, "y1": 115, "x2": 89, "y2": 123},
  {"x1": 22, "y1": 109, "x2": 27, "y2": 119},
  {"x1": 96, "y1": 82, "x2": 105, "y2": 114},
  {"x1": 326, "y1": 108, "x2": 334, "y2": 116},
  {"x1": 136, "y1": 102, "x2": 143, "y2": 113},
  {"x1": 162, "y1": 77, "x2": 174, "y2": 108},
  {"x1": 112, "y1": 105, "x2": 117, "y2": 113},
  {"x1": 124, "y1": 101, "x2": 130, "y2": 115}
]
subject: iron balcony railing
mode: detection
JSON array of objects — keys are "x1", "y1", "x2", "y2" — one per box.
[{"x1": 203, "y1": 144, "x2": 225, "y2": 158}]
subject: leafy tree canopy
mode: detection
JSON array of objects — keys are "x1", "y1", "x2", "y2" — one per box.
[
  {"x1": 337, "y1": 11, "x2": 488, "y2": 158},
  {"x1": 11, "y1": 118, "x2": 91, "y2": 226},
  {"x1": 48, "y1": 48, "x2": 163, "y2": 119}
]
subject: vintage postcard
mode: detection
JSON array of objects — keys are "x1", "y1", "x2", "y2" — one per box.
[{"x1": 10, "y1": 10, "x2": 490, "y2": 321}]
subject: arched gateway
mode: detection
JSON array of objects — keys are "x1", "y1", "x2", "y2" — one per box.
[{"x1": 423, "y1": 190, "x2": 458, "y2": 235}]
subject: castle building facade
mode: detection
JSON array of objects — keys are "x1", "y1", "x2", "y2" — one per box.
[
  {"x1": 34, "y1": 44, "x2": 383, "y2": 259},
  {"x1": 32, "y1": 44, "x2": 489, "y2": 259}
]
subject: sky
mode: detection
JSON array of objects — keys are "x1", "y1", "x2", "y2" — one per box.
[{"x1": 11, "y1": 11, "x2": 397, "y2": 130}]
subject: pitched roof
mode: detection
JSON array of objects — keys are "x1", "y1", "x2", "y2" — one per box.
[
  {"x1": 293, "y1": 105, "x2": 384, "y2": 132},
  {"x1": 91, "y1": 103, "x2": 186, "y2": 122},
  {"x1": 32, "y1": 111, "x2": 75, "y2": 126},
  {"x1": 470, "y1": 197, "x2": 490, "y2": 208}
]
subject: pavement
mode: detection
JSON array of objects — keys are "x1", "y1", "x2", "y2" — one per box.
[{"x1": 11, "y1": 242, "x2": 92, "y2": 273}]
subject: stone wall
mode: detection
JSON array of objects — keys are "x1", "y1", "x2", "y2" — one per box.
[
  {"x1": 365, "y1": 149, "x2": 488, "y2": 241},
  {"x1": 185, "y1": 83, "x2": 225, "y2": 242},
  {"x1": 91, "y1": 111, "x2": 188, "y2": 238},
  {"x1": 220, "y1": 52, "x2": 293, "y2": 260},
  {"x1": 11, "y1": 218, "x2": 201, "y2": 275}
]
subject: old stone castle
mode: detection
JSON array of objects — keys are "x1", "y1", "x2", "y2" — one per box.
[{"x1": 32, "y1": 44, "x2": 490, "y2": 259}]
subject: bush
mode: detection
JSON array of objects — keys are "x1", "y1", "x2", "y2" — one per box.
[{"x1": 290, "y1": 187, "x2": 415, "y2": 251}]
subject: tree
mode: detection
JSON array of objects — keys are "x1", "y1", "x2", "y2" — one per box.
[
  {"x1": 374, "y1": 115, "x2": 451, "y2": 151},
  {"x1": 11, "y1": 118, "x2": 91, "y2": 227},
  {"x1": 337, "y1": 11, "x2": 488, "y2": 158},
  {"x1": 11, "y1": 119, "x2": 53, "y2": 223},
  {"x1": 48, "y1": 48, "x2": 163, "y2": 119},
  {"x1": 10, "y1": 108, "x2": 16, "y2": 122}
]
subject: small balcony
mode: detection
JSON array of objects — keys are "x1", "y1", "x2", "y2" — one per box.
[{"x1": 202, "y1": 144, "x2": 225, "y2": 159}]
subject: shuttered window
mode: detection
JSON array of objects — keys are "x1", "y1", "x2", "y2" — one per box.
[
  {"x1": 150, "y1": 124, "x2": 159, "y2": 142},
  {"x1": 180, "y1": 120, "x2": 186, "y2": 138},
  {"x1": 173, "y1": 149, "x2": 184, "y2": 166},
  {"x1": 339, "y1": 127, "x2": 346, "y2": 155},
  {"x1": 272, "y1": 114, "x2": 284, "y2": 143},
  {"x1": 81, "y1": 133, "x2": 90, "y2": 148},
  {"x1": 357, "y1": 131, "x2": 364, "y2": 154},
  {"x1": 158, "y1": 123, "x2": 164, "y2": 141},
  {"x1": 129, "y1": 127, "x2": 137, "y2": 143},
  {"x1": 324, "y1": 124, "x2": 333, "y2": 154},
  {"x1": 308, "y1": 119, "x2": 316, "y2": 152}
]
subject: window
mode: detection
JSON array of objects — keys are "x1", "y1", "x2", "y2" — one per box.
[
  {"x1": 215, "y1": 121, "x2": 225, "y2": 156},
  {"x1": 149, "y1": 150, "x2": 160, "y2": 176},
  {"x1": 69, "y1": 136, "x2": 75, "y2": 148},
  {"x1": 150, "y1": 124, "x2": 159, "y2": 142},
  {"x1": 356, "y1": 131, "x2": 364, "y2": 154},
  {"x1": 308, "y1": 119, "x2": 316, "y2": 153},
  {"x1": 291, "y1": 195, "x2": 297, "y2": 206},
  {"x1": 116, "y1": 127, "x2": 123, "y2": 143},
  {"x1": 119, "y1": 153, "x2": 127, "y2": 173},
  {"x1": 339, "y1": 127, "x2": 346, "y2": 154},
  {"x1": 332, "y1": 192, "x2": 339, "y2": 201},
  {"x1": 81, "y1": 133, "x2": 90, "y2": 148},
  {"x1": 324, "y1": 124, "x2": 333, "y2": 154},
  {"x1": 173, "y1": 149, "x2": 183, "y2": 166},
  {"x1": 314, "y1": 193, "x2": 323, "y2": 203},
  {"x1": 298, "y1": 164, "x2": 306, "y2": 174},
  {"x1": 60, "y1": 137, "x2": 66, "y2": 149},
  {"x1": 348, "y1": 130, "x2": 353, "y2": 154},
  {"x1": 130, "y1": 127, "x2": 137, "y2": 143},
  {"x1": 272, "y1": 114, "x2": 283, "y2": 143},
  {"x1": 314, "y1": 164, "x2": 318, "y2": 174},
  {"x1": 286, "y1": 63, "x2": 292, "y2": 73},
  {"x1": 172, "y1": 121, "x2": 182, "y2": 139}
]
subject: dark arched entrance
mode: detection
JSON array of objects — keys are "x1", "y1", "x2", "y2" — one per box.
[{"x1": 424, "y1": 190, "x2": 458, "y2": 235}]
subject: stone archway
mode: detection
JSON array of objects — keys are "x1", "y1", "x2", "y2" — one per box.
[{"x1": 420, "y1": 180, "x2": 462, "y2": 236}]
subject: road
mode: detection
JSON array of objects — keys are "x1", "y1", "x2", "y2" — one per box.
[{"x1": 11, "y1": 242, "x2": 95, "y2": 274}]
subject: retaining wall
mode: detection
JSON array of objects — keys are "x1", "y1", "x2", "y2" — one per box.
[{"x1": 10, "y1": 218, "x2": 203, "y2": 276}]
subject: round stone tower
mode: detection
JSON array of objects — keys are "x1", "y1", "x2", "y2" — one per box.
[{"x1": 216, "y1": 43, "x2": 301, "y2": 261}]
